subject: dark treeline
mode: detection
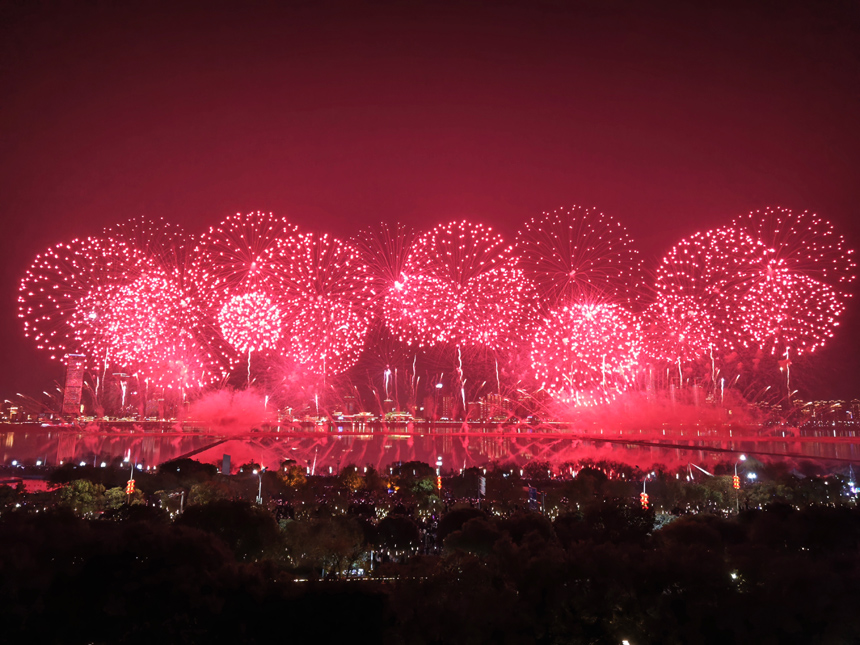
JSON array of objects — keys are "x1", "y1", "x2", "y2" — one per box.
[{"x1": 1, "y1": 457, "x2": 859, "y2": 644}]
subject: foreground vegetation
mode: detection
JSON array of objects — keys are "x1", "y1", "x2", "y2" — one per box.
[{"x1": 0, "y1": 457, "x2": 858, "y2": 644}]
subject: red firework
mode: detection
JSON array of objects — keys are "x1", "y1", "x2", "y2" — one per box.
[
  {"x1": 217, "y1": 291, "x2": 283, "y2": 354},
  {"x1": 18, "y1": 236, "x2": 146, "y2": 365},
  {"x1": 515, "y1": 206, "x2": 644, "y2": 309},
  {"x1": 530, "y1": 303, "x2": 642, "y2": 404},
  {"x1": 193, "y1": 211, "x2": 298, "y2": 297},
  {"x1": 105, "y1": 215, "x2": 190, "y2": 274},
  {"x1": 731, "y1": 208, "x2": 855, "y2": 355},
  {"x1": 98, "y1": 267, "x2": 230, "y2": 388},
  {"x1": 106, "y1": 216, "x2": 234, "y2": 386},
  {"x1": 654, "y1": 227, "x2": 767, "y2": 354},
  {"x1": 262, "y1": 232, "x2": 374, "y2": 376},
  {"x1": 353, "y1": 222, "x2": 419, "y2": 305},
  {"x1": 388, "y1": 220, "x2": 536, "y2": 350},
  {"x1": 640, "y1": 299, "x2": 715, "y2": 364},
  {"x1": 732, "y1": 207, "x2": 856, "y2": 292}
]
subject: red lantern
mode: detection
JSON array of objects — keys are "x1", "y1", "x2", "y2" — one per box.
[
  {"x1": 126, "y1": 479, "x2": 135, "y2": 495},
  {"x1": 733, "y1": 475, "x2": 740, "y2": 490},
  {"x1": 640, "y1": 492, "x2": 649, "y2": 509}
]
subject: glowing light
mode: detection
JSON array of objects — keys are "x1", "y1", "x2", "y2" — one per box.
[{"x1": 263, "y1": 231, "x2": 374, "y2": 375}]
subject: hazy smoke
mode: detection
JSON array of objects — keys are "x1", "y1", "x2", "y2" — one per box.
[{"x1": 180, "y1": 389, "x2": 275, "y2": 432}]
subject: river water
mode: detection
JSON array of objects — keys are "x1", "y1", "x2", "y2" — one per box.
[{"x1": 2, "y1": 422, "x2": 860, "y2": 473}]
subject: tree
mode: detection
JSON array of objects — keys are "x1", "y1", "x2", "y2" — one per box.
[
  {"x1": 279, "y1": 464, "x2": 307, "y2": 488},
  {"x1": 437, "y1": 507, "x2": 487, "y2": 543},
  {"x1": 177, "y1": 499, "x2": 282, "y2": 561},
  {"x1": 523, "y1": 460, "x2": 553, "y2": 481},
  {"x1": 338, "y1": 464, "x2": 363, "y2": 491},
  {"x1": 376, "y1": 515, "x2": 421, "y2": 554},
  {"x1": 283, "y1": 515, "x2": 368, "y2": 577},
  {"x1": 188, "y1": 480, "x2": 231, "y2": 505},
  {"x1": 59, "y1": 480, "x2": 105, "y2": 517},
  {"x1": 104, "y1": 486, "x2": 143, "y2": 509},
  {"x1": 363, "y1": 465, "x2": 387, "y2": 493}
]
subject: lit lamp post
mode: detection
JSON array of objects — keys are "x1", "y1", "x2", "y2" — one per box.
[
  {"x1": 734, "y1": 454, "x2": 746, "y2": 513},
  {"x1": 252, "y1": 468, "x2": 264, "y2": 504},
  {"x1": 436, "y1": 455, "x2": 443, "y2": 493}
]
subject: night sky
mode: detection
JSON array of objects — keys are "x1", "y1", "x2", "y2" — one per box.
[{"x1": 2, "y1": 0, "x2": 859, "y2": 400}]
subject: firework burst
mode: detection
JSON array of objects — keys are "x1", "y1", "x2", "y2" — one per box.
[
  {"x1": 654, "y1": 227, "x2": 767, "y2": 354},
  {"x1": 193, "y1": 211, "x2": 298, "y2": 297},
  {"x1": 516, "y1": 206, "x2": 644, "y2": 310},
  {"x1": 388, "y1": 220, "x2": 536, "y2": 350},
  {"x1": 217, "y1": 291, "x2": 283, "y2": 354},
  {"x1": 353, "y1": 222, "x2": 419, "y2": 305},
  {"x1": 731, "y1": 208, "x2": 855, "y2": 355},
  {"x1": 18, "y1": 237, "x2": 146, "y2": 365},
  {"x1": 530, "y1": 302, "x2": 642, "y2": 404},
  {"x1": 263, "y1": 232, "x2": 374, "y2": 376}
]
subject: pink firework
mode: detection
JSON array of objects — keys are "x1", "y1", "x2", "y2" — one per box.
[
  {"x1": 193, "y1": 211, "x2": 298, "y2": 297},
  {"x1": 530, "y1": 302, "x2": 642, "y2": 403},
  {"x1": 18, "y1": 236, "x2": 146, "y2": 365},
  {"x1": 731, "y1": 208, "x2": 855, "y2": 355},
  {"x1": 732, "y1": 207, "x2": 856, "y2": 292},
  {"x1": 217, "y1": 291, "x2": 282, "y2": 354},
  {"x1": 654, "y1": 227, "x2": 768, "y2": 354},
  {"x1": 105, "y1": 215, "x2": 190, "y2": 275},
  {"x1": 515, "y1": 206, "x2": 644, "y2": 309},
  {"x1": 97, "y1": 267, "x2": 229, "y2": 388},
  {"x1": 640, "y1": 299, "x2": 715, "y2": 364},
  {"x1": 738, "y1": 259, "x2": 846, "y2": 355},
  {"x1": 353, "y1": 222, "x2": 419, "y2": 305},
  {"x1": 388, "y1": 220, "x2": 536, "y2": 350},
  {"x1": 263, "y1": 232, "x2": 374, "y2": 376}
]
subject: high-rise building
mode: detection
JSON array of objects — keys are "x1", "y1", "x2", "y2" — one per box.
[
  {"x1": 61, "y1": 354, "x2": 86, "y2": 416},
  {"x1": 442, "y1": 395, "x2": 454, "y2": 420}
]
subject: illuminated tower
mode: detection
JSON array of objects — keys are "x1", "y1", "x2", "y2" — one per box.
[{"x1": 61, "y1": 354, "x2": 86, "y2": 416}]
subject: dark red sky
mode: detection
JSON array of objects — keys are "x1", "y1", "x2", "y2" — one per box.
[{"x1": 2, "y1": 0, "x2": 859, "y2": 399}]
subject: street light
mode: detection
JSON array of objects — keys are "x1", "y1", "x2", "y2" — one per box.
[
  {"x1": 252, "y1": 468, "x2": 264, "y2": 504},
  {"x1": 734, "y1": 454, "x2": 747, "y2": 513}
]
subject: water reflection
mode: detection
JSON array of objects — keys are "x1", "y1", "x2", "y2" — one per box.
[{"x1": 3, "y1": 423, "x2": 860, "y2": 471}]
